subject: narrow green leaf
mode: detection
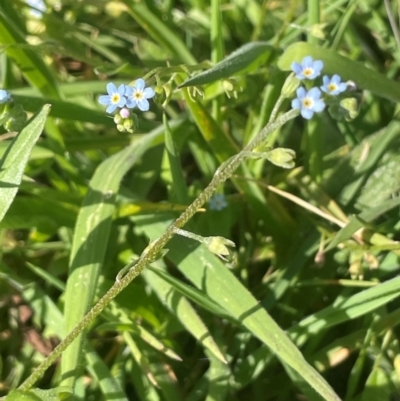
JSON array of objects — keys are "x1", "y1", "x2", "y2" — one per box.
[
  {"x1": 85, "y1": 344, "x2": 128, "y2": 401},
  {"x1": 291, "y1": 276, "x2": 400, "y2": 346},
  {"x1": 138, "y1": 220, "x2": 341, "y2": 401},
  {"x1": 146, "y1": 264, "x2": 231, "y2": 319},
  {"x1": 123, "y1": 1, "x2": 197, "y2": 65},
  {"x1": 179, "y1": 42, "x2": 272, "y2": 88},
  {"x1": 97, "y1": 321, "x2": 182, "y2": 361},
  {"x1": 326, "y1": 195, "x2": 400, "y2": 252},
  {"x1": 163, "y1": 113, "x2": 188, "y2": 203},
  {"x1": 362, "y1": 367, "x2": 391, "y2": 401},
  {"x1": 5, "y1": 387, "x2": 72, "y2": 401},
  {"x1": 0, "y1": 104, "x2": 50, "y2": 223},
  {"x1": 144, "y1": 264, "x2": 228, "y2": 363},
  {"x1": 278, "y1": 42, "x2": 400, "y2": 103},
  {"x1": 12, "y1": 95, "x2": 113, "y2": 126},
  {"x1": 60, "y1": 124, "x2": 166, "y2": 387},
  {"x1": 0, "y1": 10, "x2": 60, "y2": 98}
]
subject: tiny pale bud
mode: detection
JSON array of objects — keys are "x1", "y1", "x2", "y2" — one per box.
[
  {"x1": 204, "y1": 236, "x2": 235, "y2": 262},
  {"x1": 282, "y1": 73, "x2": 300, "y2": 98},
  {"x1": 114, "y1": 114, "x2": 122, "y2": 124},
  {"x1": 266, "y1": 148, "x2": 296, "y2": 169},
  {"x1": 340, "y1": 97, "x2": 359, "y2": 120},
  {"x1": 120, "y1": 107, "x2": 130, "y2": 118},
  {"x1": 123, "y1": 119, "x2": 133, "y2": 130}
]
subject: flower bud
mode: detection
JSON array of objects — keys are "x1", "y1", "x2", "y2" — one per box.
[
  {"x1": 282, "y1": 73, "x2": 300, "y2": 98},
  {"x1": 204, "y1": 236, "x2": 236, "y2": 262},
  {"x1": 265, "y1": 148, "x2": 296, "y2": 169},
  {"x1": 120, "y1": 107, "x2": 130, "y2": 118}
]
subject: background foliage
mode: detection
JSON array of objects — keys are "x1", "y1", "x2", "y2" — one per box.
[{"x1": 1, "y1": 0, "x2": 400, "y2": 400}]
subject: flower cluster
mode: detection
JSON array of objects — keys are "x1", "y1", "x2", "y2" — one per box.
[
  {"x1": 290, "y1": 56, "x2": 347, "y2": 119},
  {"x1": 98, "y1": 79, "x2": 155, "y2": 114}
]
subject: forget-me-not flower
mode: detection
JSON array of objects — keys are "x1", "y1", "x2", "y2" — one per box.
[
  {"x1": 125, "y1": 79, "x2": 155, "y2": 111},
  {"x1": 99, "y1": 83, "x2": 126, "y2": 113},
  {"x1": 209, "y1": 194, "x2": 228, "y2": 211},
  {"x1": 291, "y1": 56, "x2": 323, "y2": 80},
  {"x1": 292, "y1": 87, "x2": 325, "y2": 119},
  {"x1": 0, "y1": 90, "x2": 11, "y2": 104},
  {"x1": 320, "y1": 75, "x2": 347, "y2": 95}
]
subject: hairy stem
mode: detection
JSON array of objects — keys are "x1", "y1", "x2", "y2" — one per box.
[{"x1": 19, "y1": 108, "x2": 299, "y2": 391}]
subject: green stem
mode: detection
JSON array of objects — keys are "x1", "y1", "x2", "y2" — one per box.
[
  {"x1": 211, "y1": 0, "x2": 224, "y2": 123},
  {"x1": 18, "y1": 108, "x2": 299, "y2": 391},
  {"x1": 307, "y1": 0, "x2": 320, "y2": 45}
]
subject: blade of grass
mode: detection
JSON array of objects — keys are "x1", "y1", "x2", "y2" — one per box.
[
  {"x1": 144, "y1": 263, "x2": 228, "y2": 363},
  {"x1": 0, "y1": 9, "x2": 60, "y2": 98},
  {"x1": 0, "y1": 104, "x2": 50, "y2": 223},
  {"x1": 138, "y1": 219, "x2": 341, "y2": 401},
  {"x1": 123, "y1": 1, "x2": 197, "y2": 64},
  {"x1": 60, "y1": 125, "x2": 166, "y2": 388}
]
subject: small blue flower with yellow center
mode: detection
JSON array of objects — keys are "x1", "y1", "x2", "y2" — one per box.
[
  {"x1": 98, "y1": 83, "x2": 126, "y2": 113},
  {"x1": 320, "y1": 75, "x2": 347, "y2": 95},
  {"x1": 125, "y1": 79, "x2": 155, "y2": 111},
  {"x1": 291, "y1": 56, "x2": 323, "y2": 80},
  {"x1": 292, "y1": 87, "x2": 325, "y2": 119},
  {"x1": 209, "y1": 194, "x2": 228, "y2": 211}
]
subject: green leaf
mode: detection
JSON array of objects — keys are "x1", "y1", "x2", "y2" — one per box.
[
  {"x1": 278, "y1": 42, "x2": 400, "y2": 103},
  {"x1": 137, "y1": 220, "x2": 341, "y2": 401},
  {"x1": 12, "y1": 95, "x2": 113, "y2": 126},
  {"x1": 60, "y1": 123, "x2": 167, "y2": 388},
  {"x1": 123, "y1": 1, "x2": 197, "y2": 65},
  {"x1": 326, "y1": 195, "x2": 400, "y2": 252},
  {"x1": 85, "y1": 344, "x2": 129, "y2": 401},
  {"x1": 97, "y1": 321, "x2": 182, "y2": 361},
  {"x1": 5, "y1": 387, "x2": 72, "y2": 401},
  {"x1": 291, "y1": 276, "x2": 400, "y2": 347},
  {"x1": 0, "y1": 104, "x2": 50, "y2": 223},
  {"x1": 144, "y1": 264, "x2": 227, "y2": 363},
  {"x1": 179, "y1": 41, "x2": 272, "y2": 88},
  {"x1": 0, "y1": 10, "x2": 60, "y2": 98}
]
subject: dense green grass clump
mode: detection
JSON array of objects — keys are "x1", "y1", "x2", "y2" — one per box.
[{"x1": 1, "y1": 1, "x2": 400, "y2": 400}]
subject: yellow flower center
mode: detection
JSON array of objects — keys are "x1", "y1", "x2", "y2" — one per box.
[
  {"x1": 134, "y1": 91, "x2": 144, "y2": 100},
  {"x1": 302, "y1": 98, "x2": 314, "y2": 108},
  {"x1": 111, "y1": 94, "x2": 120, "y2": 104},
  {"x1": 303, "y1": 68, "x2": 313, "y2": 76},
  {"x1": 328, "y1": 83, "x2": 337, "y2": 92}
]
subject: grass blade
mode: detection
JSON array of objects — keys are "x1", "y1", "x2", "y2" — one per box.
[{"x1": 0, "y1": 104, "x2": 50, "y2": 223}]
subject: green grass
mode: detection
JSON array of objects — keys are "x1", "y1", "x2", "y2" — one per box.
[{"x1": 1, "y1": 1, "x2": 400, "y2": 400}]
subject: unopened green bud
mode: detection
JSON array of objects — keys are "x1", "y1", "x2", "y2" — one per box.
[
  {"x1": 123, "y1": 119, "x2": 133, "y2": 130},
  {"x1": 340, "y1": 97, "x2": 359, "y2": 120},
  {"x1": 282, "y1": 73, "x2": 300, "y2": 98},
  {"x1": 204, "y1": 236, "x2": 235, "y2": 262},
  {"x1": 309, "y1": 23, "x2": 327, "y2": 40},
  {"x1": 114, "y1": 114, "x2": 122, "y2": 124},
  {"x1": 266, "y1": 148, "x2": 296, "y2": 169}
]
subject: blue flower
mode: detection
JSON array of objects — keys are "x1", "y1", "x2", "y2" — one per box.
[
  {"x1": 125, "y1": 79, "x2": 155, "y2": 111},
  {"x1": 291, "y1": 56, "x2": 323, "y2": 80},
  {"x1": 292, "y1": 87, "x2": 325, "y2": 119},
  {"x1": 98, "y1": 83, "x2": 126, "y2": 114},
  {"x1": 0, "y1": 89, "x2": 11, "y2": 104},
  {"x1": 209, "y1": 194, "x2": 228, "y2": 211},
  {"x1": 320, "y1": 74, "x2": 347, "y2": 95}
]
